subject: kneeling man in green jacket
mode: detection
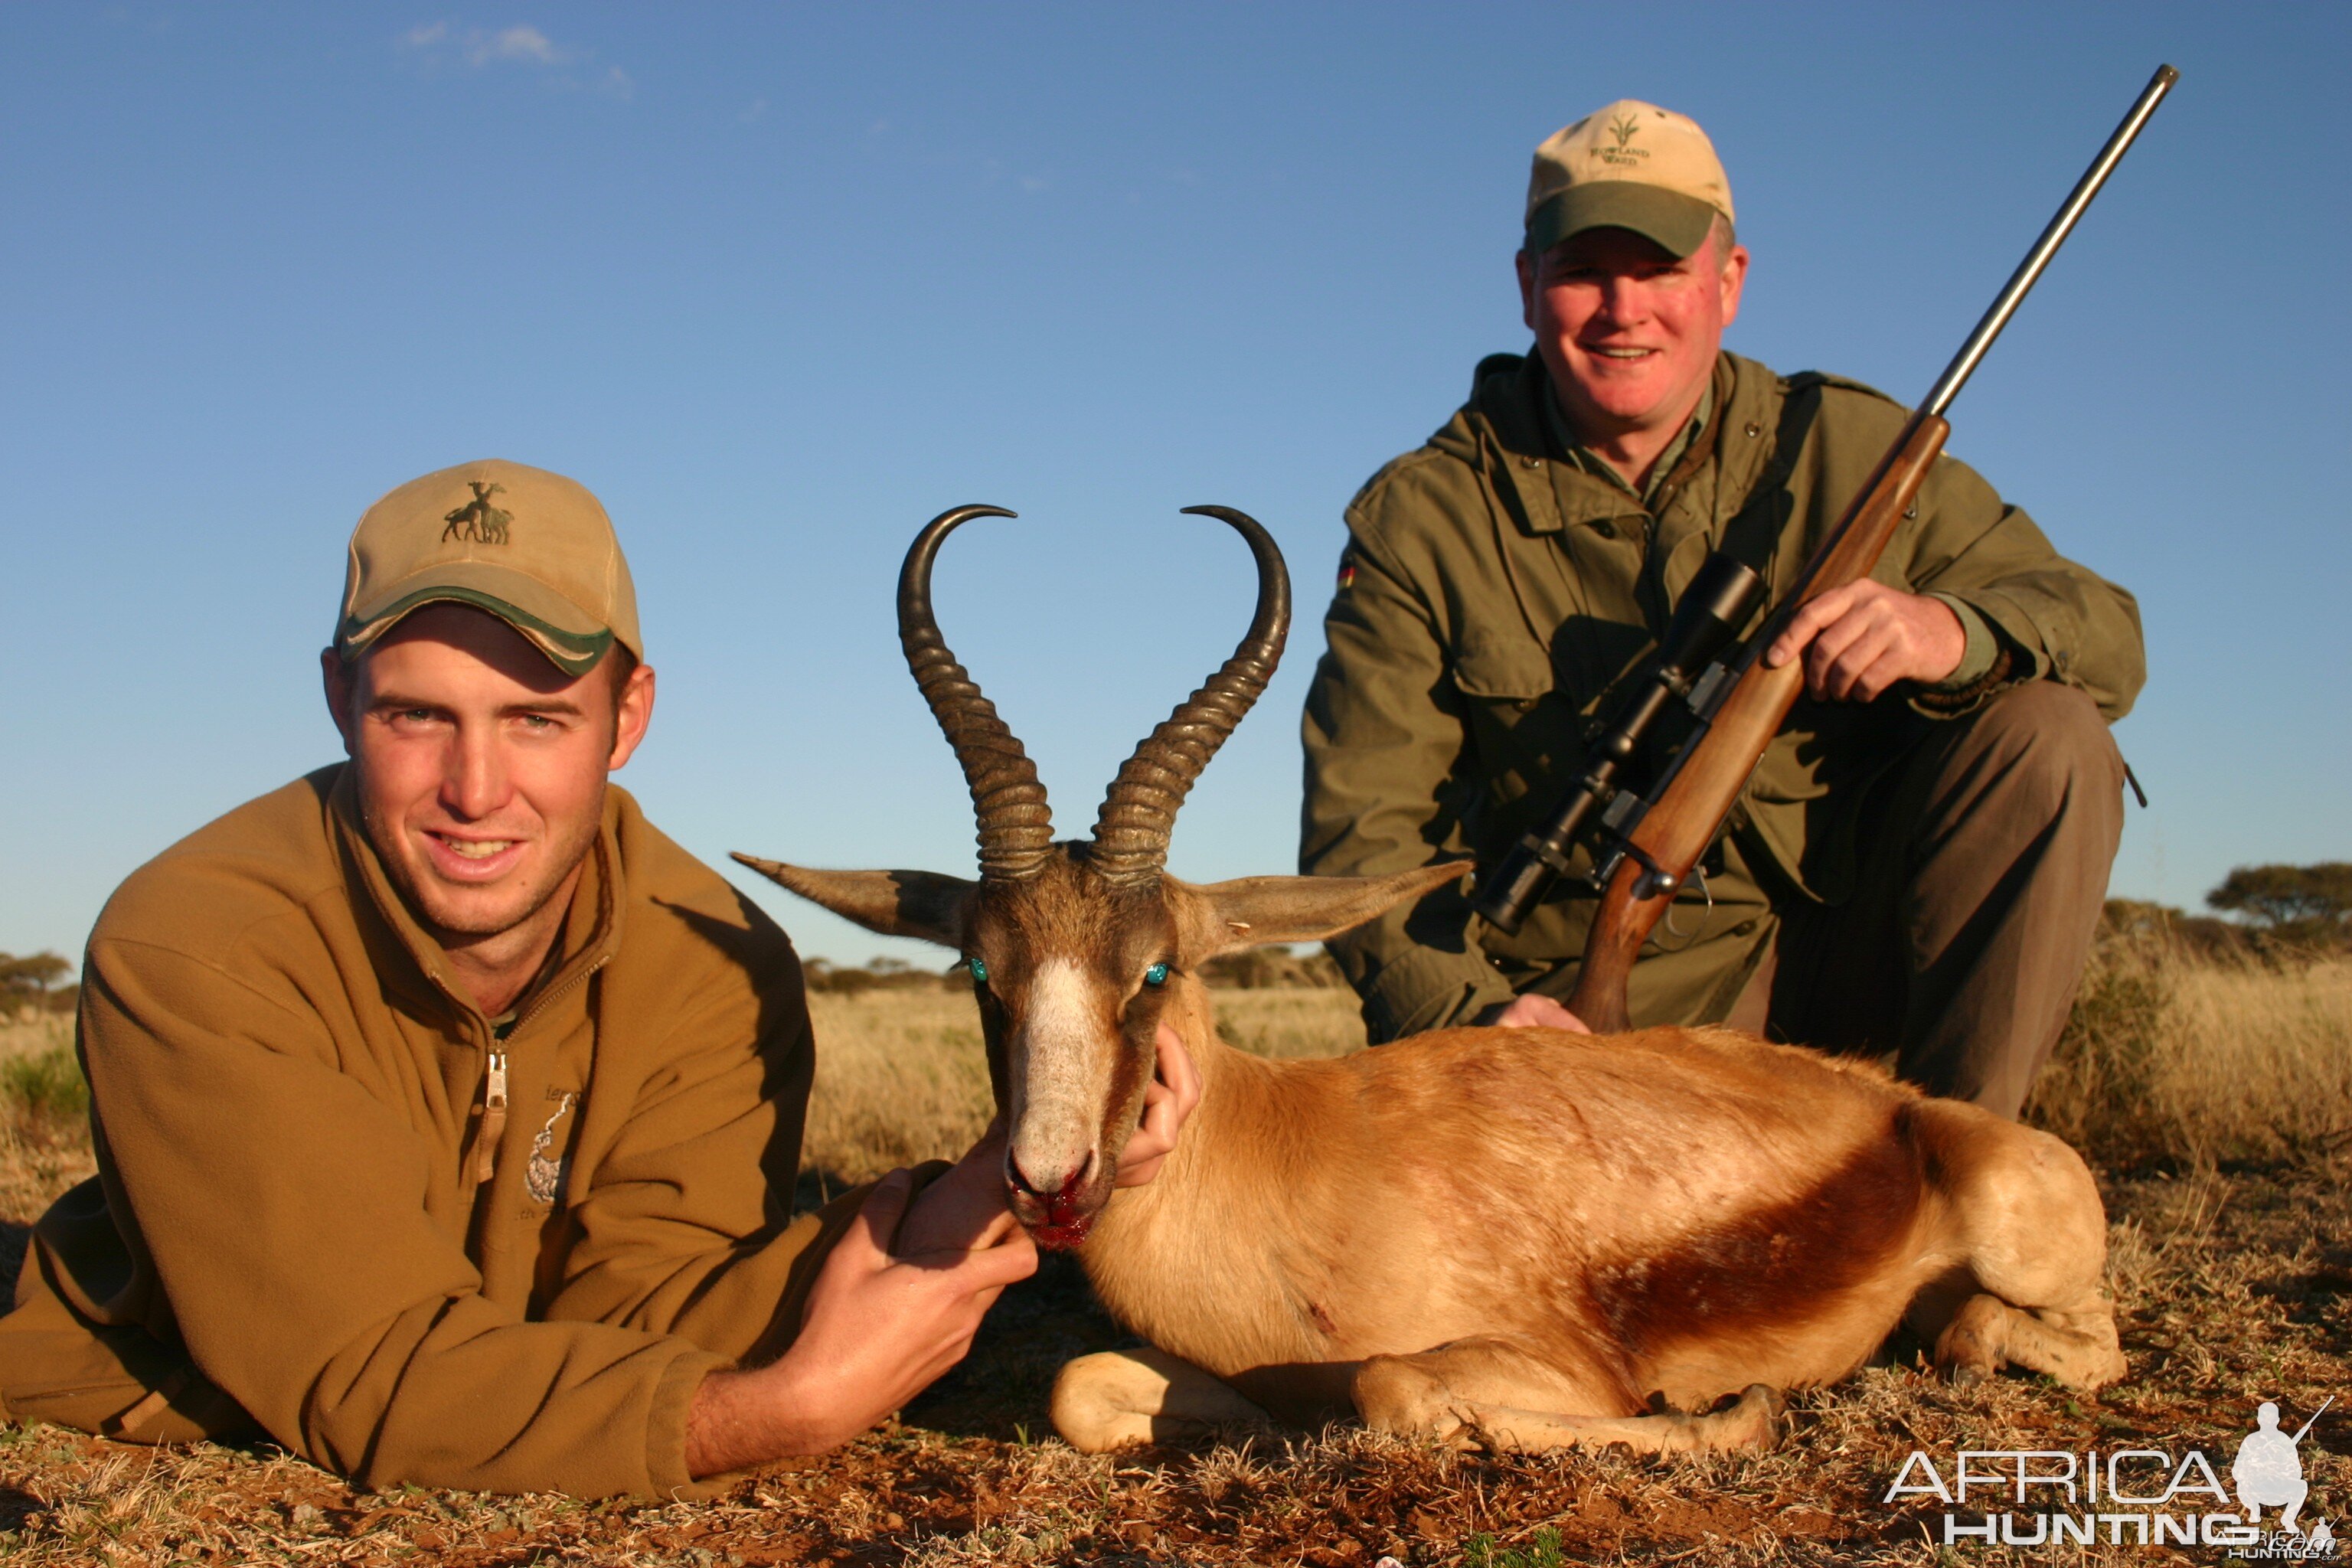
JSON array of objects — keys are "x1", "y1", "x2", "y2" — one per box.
[
  {"x1": 1303, "y1": 101, "x2": 2145, "y2": 1118},
  {"x1": 0, "y1": 461, "x2": 1184, "y2": 1496}
]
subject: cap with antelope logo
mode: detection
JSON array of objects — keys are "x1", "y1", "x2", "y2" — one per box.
[
  {"x1": 1524, "y1": 99, "x2": 1735, "y2": 260},
  {"x1": 335, "y1": 458, "x2": 642, "y2": 675}
]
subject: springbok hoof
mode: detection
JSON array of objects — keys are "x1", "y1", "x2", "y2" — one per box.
[{"x1": 1729, "y1": 1383, "x2": 1790, "y2": 1448}]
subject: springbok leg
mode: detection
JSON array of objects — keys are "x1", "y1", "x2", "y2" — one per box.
[
  {"x1": 1904, "y1": 1102, "x2": 2128, "y2": 1390},
  {"x1": 1930, "y1": 1293, "x2": 2128, "y2": 1389},
  {"x1": 1351, "y1": 1336, "x2": 1788, "y2": 1455},
  {"x1": 1051, "y1": 1348, "x2": 1276, "y2": 1452}
]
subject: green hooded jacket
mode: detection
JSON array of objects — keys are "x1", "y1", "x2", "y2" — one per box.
[{"x1": 1301, "y1": 350, "x2": 2144, "y2": 1040}]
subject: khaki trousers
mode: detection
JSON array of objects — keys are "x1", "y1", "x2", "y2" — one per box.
[{"x1": 1726, "y1": 681, "x2": 2126, "y2": 1119}]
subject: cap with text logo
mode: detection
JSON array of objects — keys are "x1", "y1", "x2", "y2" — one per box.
[
  {"x1": 1525, "y1": 100, "x2": 1736, "y2": 261},
  {"x1": 335, "y1": 459, "x2": 642, "y2": 676}
]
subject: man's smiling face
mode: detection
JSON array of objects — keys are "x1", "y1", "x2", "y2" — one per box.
[
  {"x1": 325, "y1": 603, "x2": 652, "y2": 946},
  {"x1": 1518, "y1": 222, "x2": 1748, "y2": 449}
]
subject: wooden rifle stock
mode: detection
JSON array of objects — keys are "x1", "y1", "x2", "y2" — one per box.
[
  {"x1": 1565, "y1": 413, "x2": 1948, "y2": 1033},
  {"x1": 1556, "y1": 62, "x2": 2176, "y2": 1033}
]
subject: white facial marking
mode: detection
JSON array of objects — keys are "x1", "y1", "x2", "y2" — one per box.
[{"x1": 1008, "y1": 956, "x2": 1115, "y2": 1194}]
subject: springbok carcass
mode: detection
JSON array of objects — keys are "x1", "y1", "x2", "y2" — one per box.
[{"x1": 739, "y1": 504, "x2": 2126, "y2": 1455}]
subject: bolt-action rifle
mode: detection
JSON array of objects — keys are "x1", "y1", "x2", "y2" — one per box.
[{"x1": 1472, "y1": 65, "x2": 2179, "y2": 1033}]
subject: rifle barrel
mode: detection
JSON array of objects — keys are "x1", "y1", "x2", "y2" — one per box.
[
  {"x1": 1919, "y1": 64, "x2": 2177, "y2": 420},
  {"x1": 2290, "y1": 1394, "x2": 2334, "y2": 1446}
]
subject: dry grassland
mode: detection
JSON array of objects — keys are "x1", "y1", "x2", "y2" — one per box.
[
  {"x1": 0, "y1": 946, "x2": 2344, "y2": 1566},
  {"x1": 798, "y1": 985, "x2": 1362, "y2": 1191}
]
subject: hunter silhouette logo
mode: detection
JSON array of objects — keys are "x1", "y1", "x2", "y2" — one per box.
[
  {"x1": 441, "y1": 481, "x2": 513, "y2": 545},
  {"x1": 1599, "y1": 112, "x2": 1651, "y2": 167},
  {"x1": 2234, "y1": 1397, "x2": 2333, "y2": 1540}
]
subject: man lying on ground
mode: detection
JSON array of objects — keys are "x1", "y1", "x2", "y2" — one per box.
[{"x1": 0, "y1": 461, "x2": 1186, "y2": 1496}]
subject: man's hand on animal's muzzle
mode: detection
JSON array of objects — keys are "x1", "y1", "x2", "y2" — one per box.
[
  {"x1": 1764, "y1": 580, "x2": 1967, "y2": 703},
  {"x1": 893, "y1": 1122, "x2": 1018, "y2": 1255},
  {"x1": 1114, "y1": 1023, "x2": 1200, "y2": 1188},
  {"x1": 682, "y1": 1168, "x2": 1037, "y2": 1478}
]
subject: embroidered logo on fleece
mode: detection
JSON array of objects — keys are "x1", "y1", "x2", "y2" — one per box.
[{"x1": 527, "y1": 1090, "x2": 579, "y2": 1205}]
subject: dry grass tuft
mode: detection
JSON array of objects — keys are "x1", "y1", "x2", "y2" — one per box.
[
  {"x1": 0, "y1": 1018, "x2": 94, "y2": 1290},
  {"x1": 2026, "y1": 936, "x2": 2352, "y2": 1168},
  {"x1": 0, "y1": 952, "x2": 2344, "y2": 1563}
]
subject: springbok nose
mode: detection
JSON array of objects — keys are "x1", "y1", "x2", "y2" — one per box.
[{"x1": 1006, "y1": 1149, "x2": 1095, "y2": 1200}]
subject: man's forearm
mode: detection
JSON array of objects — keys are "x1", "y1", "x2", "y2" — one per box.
[{"x1": 683, "y1": 1363, "x2": 840, "y2": 1479}]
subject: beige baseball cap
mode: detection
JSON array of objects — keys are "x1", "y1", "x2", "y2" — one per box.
[
  {"x1": 1525, "y1": 100, "x2": 1735, "y2": 260},
  {"x1": 335, "y1": 459, "x2": 642, "y2": 677}
]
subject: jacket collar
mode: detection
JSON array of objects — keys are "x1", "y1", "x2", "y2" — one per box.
[
  {"x1": 325, "y1": 764, "x2": 625, "y2": 1034},
  {"x1": 1463, "y1": 350, "x2": 1784, "y2": 538}
]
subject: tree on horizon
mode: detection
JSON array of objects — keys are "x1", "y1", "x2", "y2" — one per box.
[{"x1": 2207, "y1": 862, "x2": 2352, "y2": 949}]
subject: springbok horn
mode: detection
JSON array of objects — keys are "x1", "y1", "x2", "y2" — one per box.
[
  {"x1": 1089, "y1": 506, "x2": 1290, "y2": 886},
  {"x1": 900, "y1": 505, "x2": 1055, "y2": 881}
]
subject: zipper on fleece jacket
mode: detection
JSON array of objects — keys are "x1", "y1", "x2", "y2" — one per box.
[
  {"x1": 466, "y1": 955, "x2": 608, "y2": 1186},
  {"x1": 473, "y1": 1050, "x2": 508, "y2": 1183}
]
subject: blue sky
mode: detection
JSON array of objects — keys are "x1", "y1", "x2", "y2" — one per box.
[{"x1": 3, "y1": 3, "x2": 2346, "y2": 969}]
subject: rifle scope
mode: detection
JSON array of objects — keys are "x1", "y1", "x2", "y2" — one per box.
[{"x1": 1473, "y1": 552, "x2": 1766, "y2": 936}]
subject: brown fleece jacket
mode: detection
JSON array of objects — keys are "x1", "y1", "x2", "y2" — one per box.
[{"x1": 0, "y1": 765, "x2": 858, "y2": 1498}]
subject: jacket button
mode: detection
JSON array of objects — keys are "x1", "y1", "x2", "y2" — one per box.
[
  {"x1": 1520, "y1": 456, "x2": 1542, "y2": 469},
  {"x1": 1745, "y1": 422, "x2": 1762, "y2": 438}
]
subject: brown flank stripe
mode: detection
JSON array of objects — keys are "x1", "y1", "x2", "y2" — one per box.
[{"x1": 1594, "y1": 1101, "x2": 1926, "y2": 1362}]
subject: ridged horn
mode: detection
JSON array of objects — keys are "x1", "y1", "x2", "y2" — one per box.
[
  {"x1": 1089, "y1": 506, "x2": 1290, "y2": 886},
  {"x1": 900, "y1": 505, "x2": 1054, "y2": 880}
]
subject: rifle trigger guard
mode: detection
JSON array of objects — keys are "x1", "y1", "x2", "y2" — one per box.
[{"x1": 1661, "y1": 865, "x2": 1713, "y2": 939}]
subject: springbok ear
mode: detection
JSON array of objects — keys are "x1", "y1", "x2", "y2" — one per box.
[
  {"x1": 730, "y1": 854, "x2": 975, "y2": 949},
  {"x1": 1178, "y1": 861, "x2": 1472, "y2": 959}
]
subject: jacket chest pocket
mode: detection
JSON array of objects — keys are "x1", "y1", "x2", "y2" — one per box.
[{"x1": 1452, "y1": 632, "x2": 1576, "y2": 812}]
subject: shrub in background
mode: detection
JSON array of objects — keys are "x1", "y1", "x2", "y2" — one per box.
[
  {"x1": 0, "y1": 1046, "x2": 87, "y2": 1131},
  {"x1": 0, "y1": 952, "x2": 77, "y2": 1019},
  {"x1": 802, "y1": 956, "x2": 966, "y2": 996}
]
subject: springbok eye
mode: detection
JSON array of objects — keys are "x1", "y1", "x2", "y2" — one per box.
[
  {"x1": 1143, "y1": 962, "x2": 1169, "y2": 987},
  {"x1": 967, "y1": 957, "x2": 988, "y2": 984}
]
